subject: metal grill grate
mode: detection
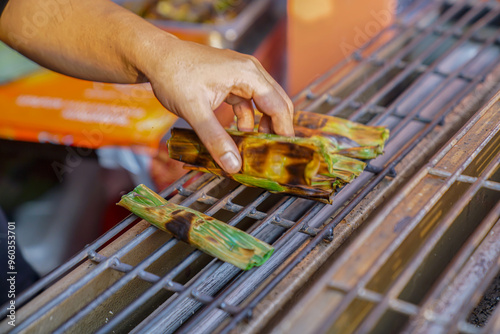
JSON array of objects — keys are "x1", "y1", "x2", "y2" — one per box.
[
  {"x1": 3, "y1": 1, "x2": 500, "y2": 333},
  {"x1": 277, "y1": 91, "x2": 500, "y2": 334}
]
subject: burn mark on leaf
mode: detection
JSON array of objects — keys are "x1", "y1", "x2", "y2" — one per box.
[
  {"x1": 206, "y1": 236, "x2": 218, "y2": 244},
  {"x1": 296, "y1": 111, "x2": 328, "y2": 129},
  {"x1": 244, "y1": 144, "x2": 270, "y2": 174},
  {"x1": 166, "y1": 210, "x2": 196, "y2": 242},
  {"x1": 285, "y1": 163, "x2": 309, "y2": 185}
]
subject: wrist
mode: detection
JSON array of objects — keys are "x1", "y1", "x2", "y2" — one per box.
[{"x1": 126, "y1": 25, "x2": 179, "y2": 84}]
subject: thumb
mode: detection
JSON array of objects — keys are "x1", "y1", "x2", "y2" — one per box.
[{"x1": 189, "y1": 112, "x2": 242, "y2": 174}]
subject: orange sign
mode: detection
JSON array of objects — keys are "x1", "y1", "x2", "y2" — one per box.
[
  {"x1": 287, "y1": 0, "x2": 396, "y2": 95},
  {"x1": 0, "y1": 70, "x2": 177, "y2": 151}
]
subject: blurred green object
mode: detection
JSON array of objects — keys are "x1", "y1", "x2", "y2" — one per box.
[
  {"x1": 0, "y1": 42, "x2": 40, "y2": 84},
  {"x1": 144, "y1": 0, "x2": 246, "y2": 24}
]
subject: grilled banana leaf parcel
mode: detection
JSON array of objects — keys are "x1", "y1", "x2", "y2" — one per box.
[
  {"x1": 118, "y1": 184, "x2": 274, "y2": 270},
  {"x1": 236, "y1": 110, "x2": 389, "y2": 160},
  {"x1": 168, "y1": 112, "x2": 389, "y2": 203}
]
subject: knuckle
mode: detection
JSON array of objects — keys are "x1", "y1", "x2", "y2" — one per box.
[{"x1": 243, "y1": 55, "x2": 259, "y2": 68}]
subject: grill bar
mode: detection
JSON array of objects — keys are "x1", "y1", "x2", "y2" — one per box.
[
  {"x1": 95, "y1": 254, "x2": 223, "y2": 334},
  {"x1": 327, "y1": 2, "x2": 485, "y2": 117},
  {"x1": 353, "y1": 148, "x2": 500, "y2": 334},
  {"x1": 96, "y1": 196, "x2": 302, "y2": 333},
  {"x1": 53, "y1": 239, "x2": 180, "y2": 333},
  {"x1": 7, "y1": 1, "x2": 500, "y2": 332},
  {"x1": 182, "y1": 186, "x2": 321, "y2": 236},
  {"x1": 311, "y1": 83, "x2": 500, "y2": 334},
  {"x1": 0, "y1": 170, "x2": 195, "y2": 320},
  {"x1": 10, "y1": 223, "x2": 160, "y2": 333},
  {"x1": 349, "y1": 5, "x2": 495, "y2": 122},
  {"x1": 218, "y1": 32, "x2": 500, "y2": 334},
  {"x1": 176, "y1": 202, "x2": 326, "y2": 333},
  {"x1": 140, "y1": 201, "x2": 325, "y2": 333},
  {"x1": 327, "y1": 283, "x2": 421, "y2": 317}
]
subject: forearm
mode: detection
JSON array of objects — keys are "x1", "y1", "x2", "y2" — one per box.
[
  {"x1": 0, "y1": 0, "x2": 175, "y2": 83},
  {"x1": 0, "y1": 0, "x2": 294, "y2": 174}
]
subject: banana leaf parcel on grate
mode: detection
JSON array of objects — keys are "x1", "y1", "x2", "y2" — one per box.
[
  {"x1": 167, "y1": 111, "x2": 389, "y2": 204},
  {"x1": 118, "y1": 184, "x2": 274, "y2": 270}
]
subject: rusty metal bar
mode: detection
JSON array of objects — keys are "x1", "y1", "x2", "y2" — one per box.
[
  {"x1": 289, "y1": 59, "x2": 500, "y2": 334},
  {"x1": 353, "y1": 149, "x2": 500, "y2": 333}
]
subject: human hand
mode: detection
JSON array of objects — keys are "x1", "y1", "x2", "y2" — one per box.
[
  {"x1": 0, "y1": 0, "x2": 292, "y2": 175},
  {"x1": 140, "y1": 36, "x2": 294, "y2": 174}
]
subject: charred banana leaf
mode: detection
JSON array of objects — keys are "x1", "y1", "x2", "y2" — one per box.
[
  {"x1": 168, "y1": 112, "x2": 389, "y2": 203},
  {"x1": 118, "y1": 184, "x2": 274, "y2": 270},
  {"x1": 293, "y1": 111, "x2": 389, "y2": 159},
  {"x1": 232, "y1": 110, "x2": 389, "y2": 159},
  {"x1": 168, "y1": 128, "x2": 369, "y2": 203}
]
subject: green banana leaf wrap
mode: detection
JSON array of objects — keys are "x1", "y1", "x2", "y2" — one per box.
[
  {"x1": 293, "y1": 111, "x2": 389, "y2": 155},
  {"x1": 118, "y1": 184, "x2": 274, "y2": 270},
  {"x1": 167, "y1": 111, "x2": 389, "y2": 204}
]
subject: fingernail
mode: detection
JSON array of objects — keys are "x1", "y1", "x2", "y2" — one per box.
[{"x1": 220, "y1": 152, "x2": 240, "y2": 173}]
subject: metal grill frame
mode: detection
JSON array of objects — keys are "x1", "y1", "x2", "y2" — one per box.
[
  {"x1": 3, "y1": 0, "x2": 500, "y2": 333},
  {"x1": 275, "y1": 92, "x2": 500, "y2": 334}
]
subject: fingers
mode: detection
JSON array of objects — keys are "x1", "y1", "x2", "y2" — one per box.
[
  {"x1": 258, "y1": 114, "x2": 273, "y2": 133},
  {"x1": 238, "y1": 56, "x2": 294, "y2": 137},
  {"x1": 226, "y1": 94, "x2": 255, "y2": 132},
  {"x1": 250, "y1": 57, "x2": 293, "y2": 114},
  {"x1": 188, "y1": 107, "x2": 242, "y2": 174},
  {"x1": 253, "y1": 92, "x2": 294, "y2": 136}
]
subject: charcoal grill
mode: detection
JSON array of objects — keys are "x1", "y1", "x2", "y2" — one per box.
[{"x1": 2, "y1": 0, "x2": 500, "y2": 333}]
